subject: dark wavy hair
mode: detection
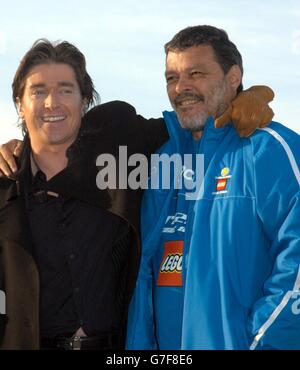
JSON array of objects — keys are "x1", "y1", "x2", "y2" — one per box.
[
  {"x1": 12, "y1": 39, "x2": 99, "y2": 112},
  {"x1": 165, "y1": 25, "x2": 243, "y2": 93}
]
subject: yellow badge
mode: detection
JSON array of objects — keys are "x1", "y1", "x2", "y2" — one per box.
[{"x1": 221, "y1": 167, "x2": 230, "y2": 177}]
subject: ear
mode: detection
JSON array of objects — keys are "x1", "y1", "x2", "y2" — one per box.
[{"x1": 227, "y1": 65, "x2": 242, "y2": 90}]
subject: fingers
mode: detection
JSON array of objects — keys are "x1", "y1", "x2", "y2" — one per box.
[
  {"x1": 248, "y1": 85, "x2": 275, "y2": 103},
  {"x1": 258, "y1": 106, "x2": 274, "y2": 128},
  {"x1": 233, "y1": 106, "x2": 274, "y2": 138},
  {"x1": 14, "y1": 141, "x2": 23, "y2": 157},
  {"x1": 0, "y1": 152, "x2": 14, "y2": 177},
  {"x1": 0, "y1": 142, "x2": 18, "y2": 176},
  {"x1": 233, "y1": 86, "x2": 274, "y2": 135},
  {"x1": 215, "y1": 104, "x2": 232, "y2": 128}
]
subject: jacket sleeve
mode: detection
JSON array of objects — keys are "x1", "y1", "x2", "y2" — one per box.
[
  {"x1": 125, "y1": 253, "x2": 158, "y2": 350},
  {"x1": 248, "y1": 126, "x2": 300, "y2": 350},
  {"x1": 83, "y1": 101, "x2": 169, "y2": 157}
]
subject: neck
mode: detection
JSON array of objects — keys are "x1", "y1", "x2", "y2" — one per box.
[
  {"x1": 192, "y1": 130, "x2": 203, "y2": 140},
  {"x1": 31, "y1": 143, "x2": 70, "y2": 180}
]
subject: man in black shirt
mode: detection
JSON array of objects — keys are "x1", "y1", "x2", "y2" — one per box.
[
  {"x1": 28, "y1": 161, "x2": 130, "y2": 341},
  {"x1": 0, "y1": 40, "x2": 169, "y2": 350},
  {"x1": 0, "y1": 39, "x2": 273, "y2": 349}
]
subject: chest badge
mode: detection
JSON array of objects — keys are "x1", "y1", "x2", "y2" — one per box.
[{"x1": 213, "y1": 167, "x2": 231, "y2": 195}]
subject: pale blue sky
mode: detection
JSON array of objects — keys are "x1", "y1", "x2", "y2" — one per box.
[{"x1": 0, "y1": 0, "x2": 299, "y2": 141}]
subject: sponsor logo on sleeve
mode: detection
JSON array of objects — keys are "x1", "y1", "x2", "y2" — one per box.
[
  {"x1": 162, "y1": 212, "x2": 187, "y2": 234},
  {"x1": 157, "y1": 240, "x2": 183, "y2": 287}
]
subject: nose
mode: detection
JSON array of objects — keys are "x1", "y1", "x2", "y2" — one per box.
[
  {"x1": 175, "y1": 75, "x2": 192, "y2": 95},
  {"x1": 44, "y1": 92, "x2": 60, "y2": 109}
]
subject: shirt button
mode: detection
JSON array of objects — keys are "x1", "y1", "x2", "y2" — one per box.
[
  {"x1": 74, "y1": 287, "x2": 80, "y2": 293},
  {"x1": 69, "y1": 254, "x2": 75, "y2": 260}
]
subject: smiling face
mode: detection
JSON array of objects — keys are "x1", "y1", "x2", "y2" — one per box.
[
  {"x1": 165, "y1": 45, "x2": 241, "y2": 136},
  {"x1": 17, "y1": 63, "x2": 85, "y2": 152}
]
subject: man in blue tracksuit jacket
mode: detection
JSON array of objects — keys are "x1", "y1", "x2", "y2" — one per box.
[{"x1": 126, "y1": 25, "x2": 300, "y2": 350}]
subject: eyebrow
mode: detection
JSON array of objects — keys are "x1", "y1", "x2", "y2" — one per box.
[
  {"x1": 165, "y1": 64, "x2": 209, "y2": 76},
  {"x1": 29, "y1": 81, "x2": 76, "y2": 89}
]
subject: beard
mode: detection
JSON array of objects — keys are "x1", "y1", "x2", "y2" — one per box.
[
  {"x1": 176, "y1": 108, "x2": 208, "y2": 132},
  {"x1": 172, "y1": 78, "x2": 230, "y2": 133}
]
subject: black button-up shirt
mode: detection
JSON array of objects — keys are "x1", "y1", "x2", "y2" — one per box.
[{"x1": 25, "y1": 150, "x2": 130, "y2": 338}]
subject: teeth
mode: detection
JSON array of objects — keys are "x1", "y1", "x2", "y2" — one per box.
[
  {"x1": 178, "y1": 100, "x2": 200, "y2": 106},
  {"x1": 42, "y1": 116, "x2": 66, "y2": 122}
]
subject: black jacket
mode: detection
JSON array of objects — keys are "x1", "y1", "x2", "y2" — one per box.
[{"x1": 0, "y1": 101, "x2": 168, "y2": 349}]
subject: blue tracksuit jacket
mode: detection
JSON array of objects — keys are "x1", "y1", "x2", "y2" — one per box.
[{"x1": 126, "y1": 111, "x2": 300, "y2": 350}]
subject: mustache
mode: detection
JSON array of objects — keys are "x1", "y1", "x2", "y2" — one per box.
[{"x1": 174, "y1": 93, "x2": 205, "y2": 106}]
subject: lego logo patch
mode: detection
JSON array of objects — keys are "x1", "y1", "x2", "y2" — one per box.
[
  {"x1": 157, "y1": 240, "x2": 183, "y2": 287},
  {"x1": 216, "y1": 178, "x2": 228, "y2": 191}
]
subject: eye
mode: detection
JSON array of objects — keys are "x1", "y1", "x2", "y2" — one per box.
[
  {"x1": 60, "y1": 88, "x2": 73, "y2": 95},
  {"x1": 190, "y1": 70, "x2": 206, "y2": 77},
  {"x1": 166, "y1": 75, "x2": 177, "y2": 83},
  {"x1": 32, "y1": 90, "x2": 46, "y2": 97}
]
